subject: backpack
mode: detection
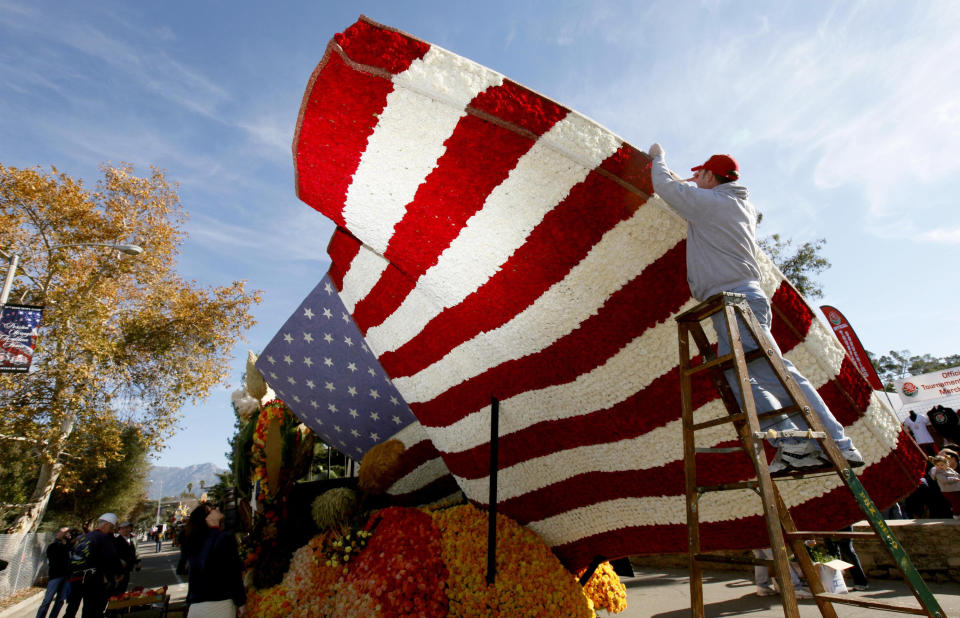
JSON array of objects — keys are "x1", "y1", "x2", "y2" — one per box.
[{"x1": 69, "y1": 533, "x2": 95, "y2": 572}]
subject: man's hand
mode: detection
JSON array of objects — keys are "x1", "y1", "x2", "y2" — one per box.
[{"x1": 648, "y1": 143, "x2": 664, "y2": 158}]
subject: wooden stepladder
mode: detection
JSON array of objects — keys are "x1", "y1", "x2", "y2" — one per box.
[{"x1": 677, "y1": 292, "x2": 946, "y2": 618}]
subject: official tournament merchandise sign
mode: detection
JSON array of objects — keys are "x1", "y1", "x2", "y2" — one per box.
[
  {"x1": 895, "y1": 366, "x2": 960, "y2": 404},
  {"x1": 0, "y1": 304, "x2": 43, "y2": 372},
  {"x1": 820, "y1": 305, "x2": 884, "y2": 391}
]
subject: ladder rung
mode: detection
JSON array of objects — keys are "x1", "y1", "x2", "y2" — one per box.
[
  {"x1": 683, "y1": 348, "x2": 766, "y2": 377},
  {"x1": 690, "y1": 405, "x2": 802, "y2": 432},
  {"x1": 786, "y1": 531, "x2": 878, "y2": 540},
  {"x1": 697, "y1": 481, "x2": 758, "y2": 493},
  {"x1": 694, "y1": 447, "x2": 744, "y2": 454},
  {"x1": 814, "y1": 592, "x2": 927, "y2": 615},
  {"x1": 693, "y1": 553, "x2": 771, "y2": 567}
]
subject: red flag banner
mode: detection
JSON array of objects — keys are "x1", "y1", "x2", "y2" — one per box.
[
  {"x1": 820, "y1": 305, "x2": 884, "y2": 391},
  {"x1": 285, "y1": 15, "x2": 924, "y2": 569}
]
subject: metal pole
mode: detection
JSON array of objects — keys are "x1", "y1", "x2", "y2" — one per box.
[
  {"x1": 1, "y1": 254, "x2": 20, "y2": 305},
  {"x1": 155, "y1": 481, "x2": 162, "y2": 526},
  {"x1": 486, "y1": 396, "x2": 500, "y2": 585}
]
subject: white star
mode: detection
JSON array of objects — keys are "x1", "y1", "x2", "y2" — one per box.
[
  {"x1": 325, "y1": 382, "x2": 335, "y2": 392},
  {"x1": 292, "y1": 395, "x2": 300, "y2": 403},
  {"x1": 267, "y1": 355, "x2": 276, "y2": 365},
  {"x1": 306, "y1": 379, "x2": 315, "y2": 390},
  {"x1": 323, "y1": 333, "x2": 334, "y2": 343},
  {"x1": 310, "y1": 400, "x2": 318, "y2": 409},
  {"x1": 343, "y1": 336, "x2": 353, "y2": 346},
  {"x1": 303, "y1": 332, "x2": 314, "y2": 343},
  {"x1": 322, "y1": 308, "x2": 332, "y2": 318},
  {"x1": 341, "y1": 312, "x2": 349, "y2": 322},
  {"x1": 283, "y1": 333, "x2": 293, "y2": 344},
  {"x1": 328, "y1": 404, "x2": 337, "y2": 413},
  {"x1": 369, "y1": 389, "x2": 380, "y2": 399},
  {"x1": 370, "y1": 432, "x2": 379, "y2": 441},
  {"x1": 362, "y1": 343, "x2": 369, "y2": 353},
  {"x1": 283, "y1": 355, "x2": 293, "y2": 365},
  {"x1": 392, "y1": 415, "x2": 402, "y2": 425},
  {"x1": 350, "y1": 429, "x2": 360, "y2": 438},
  {"x1": 303, "y1": 357, "x2": 313, "y2": 368},
  {"x1": 347, "y1": 386, "x2": 357, "y2": 397},
  {"x1": 324, "y1": 282, "x2": 333, "y2": 294},
  {"x1": 315, "y1": 419, "x2": 323, "y2": 426},
  {"x1": 370, "y1": 412, "x2": 379, "y2": 421},
  {"x1": 340, "y1": 440, "x2": 347, "y2": 447},
  {"x1": 303, "y1": 307, "x2": 314, "y2": 319},
  {"x1": 367, "y1": 367, "x2": 376, "y2": 376},
  {"x1": 389, "y1": 396, "x2": 399, "y2": 406},
  {"x1": 269, "y1": 372, "x2": 278, "y2": 380},
  {"x1": 334, "y1": 425, "x2": 342, "y2": 433},
  {"x1": 349, "y1": 409, "x2": 359, "y2": 418},
  {"x1": 324, "y1": 357, "x2": 333, "y2": 367},
  {"x1": 347, "y1": 362, "x2": 357, "y2": 373},
  {"x1": 287, "y1": 376, "x2": 296, "y2": 385},
  {"x1": 355, "y1": 447, "x2": 362, "y2": 454}
]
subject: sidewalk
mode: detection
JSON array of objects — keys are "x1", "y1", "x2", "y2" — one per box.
[{"x1": 605, "y1": 568, "x2": 960, "y2": 617}]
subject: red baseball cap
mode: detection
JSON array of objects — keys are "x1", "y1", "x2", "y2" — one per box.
[{"x1": 691, "y1": 154, "x2": 739, "y2": 181}]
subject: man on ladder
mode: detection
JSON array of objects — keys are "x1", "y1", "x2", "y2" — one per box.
[{"x1": 647, "y1": 143, "x2": 862, "y2": 473}]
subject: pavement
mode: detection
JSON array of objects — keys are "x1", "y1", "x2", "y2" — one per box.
[{"x1": 4, "y1": 542, "x2": 958, "y2": 617}]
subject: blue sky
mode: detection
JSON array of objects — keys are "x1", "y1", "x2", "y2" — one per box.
[{"x1": 2, "y1": 1, "x2": 958, "y2": 468}]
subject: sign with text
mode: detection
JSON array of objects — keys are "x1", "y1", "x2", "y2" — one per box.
[
  {"x1": 895, "y1": 365, "x2": 960, "y2": 404},
  {"x1": 820, "y1": 305, "x2": 884, "y2": 390},
  {"x1": 0, "y1": 304, "x2": 43, "y2": 373}
]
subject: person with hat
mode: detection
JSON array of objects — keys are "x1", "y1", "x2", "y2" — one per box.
[
  {"x1": 78, "y1": 513, "x2": 126, "y2": 618},
  {"x1": 36, "y1": 526, "x2": 72, "y2": 618},
  {"x1": 111, "y1": 521, "x2": 139, "y2": 595},
  {"x1": 647, "y1": 143, "x2": 862, "y2": 473}
]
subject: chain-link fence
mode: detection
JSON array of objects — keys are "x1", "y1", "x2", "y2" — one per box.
[{"x1": 0, "y1": 532, "x2": 53, "y2": 599}]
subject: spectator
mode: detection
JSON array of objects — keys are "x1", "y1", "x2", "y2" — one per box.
[
  {"x1": 112, "y1": 521, "x2": 139, "y2": 594},
  {"x1": 183, "y1": 502, "x2": 245, "y2": 617},
  {"x1": 825, "y1": 526, "x2": 869, "y2": 591},
  {"x1": 80, "y1": 513, "x2": 125, "y2": 618},
  {"x1": 60, "y1": 529, "x2": 85, "y2": 618},
  {"x1": 155, "y1": 526, "x2": 163, "y2": 553},
  {"x1": 928, "y1": 449, "x2": 960, "y2": 518},
  {"x1": 36, "y1": 527, "x2": 72, "y2": 618},
  {"x1": 753, "y1": 548, "x2": 812, "y2": 598},
  {"x1": 903, "y1": 410, "x2": 939, "y2": 456}
]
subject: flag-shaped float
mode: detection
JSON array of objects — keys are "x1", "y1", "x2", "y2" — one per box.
[{"x1": 260, "y1": 16, "x2": 924, "y2": 570}]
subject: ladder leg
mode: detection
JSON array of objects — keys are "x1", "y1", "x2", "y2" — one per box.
[
  {"x1": 679, "y1": 322, "x2": 705, "y2": 618},
  {"x1": 722, "y1": 304, "x2": 800, "y2": 618}
]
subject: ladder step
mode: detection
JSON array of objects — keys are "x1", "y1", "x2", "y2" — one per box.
[
  {"x1": 814, "y1": 592, "x2": 927, "y2": 615},
  {"x1": 690, "y1": 405, "x2": 802, "y2": 431},
  {"x1": 693, "y1": 553, "x2": 771, "y2": 567},
  {"x1": 697, "y1": 481, "x2": 758, "y2": 493},
  {"x1": 683, "y1": 348, "x2": 766, "y2": 377},
  {"x1": 786, "y1": 530, "x2": 878, "y2": 540},
  {"x1": 694, "y1": 447, "x2": 744, "y2": 454}
]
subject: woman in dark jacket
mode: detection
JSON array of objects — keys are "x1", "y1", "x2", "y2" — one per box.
[{"x1": 183, "y1": 503, "x2": 246, "y2": 617}]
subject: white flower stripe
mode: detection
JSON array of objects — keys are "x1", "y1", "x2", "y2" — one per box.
[
  {"x1": 340, "y1": 245, "x2": 390, "y2": 313},
  {"x1": 391, "y1": 196, "x2": 687, "y2": 404},
  {"x1": 363, "y1": 113, "x2": 623, "y2": 355},
  {"x1": 419, "y1": 298, "x2": 698, "y2": 456},
  {"x1": 342, "y1": 47, "x2": 503, "y2": 256},
  {"x1": 386, "y1": 455, "x2": 450, "y2": 495}
]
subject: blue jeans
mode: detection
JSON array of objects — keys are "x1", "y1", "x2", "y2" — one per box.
[
  {"x1": 710, "y1": 283, "x2": 853, "y2": 451},
  {"x1": 36, "y1": 576, "x2": 69, "y2": 618}
]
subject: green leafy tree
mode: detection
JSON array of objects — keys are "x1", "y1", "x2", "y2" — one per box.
[
  {"x1": 758, "y1": 233, "x2": 831, "y2": 300},
  {"x1": 869, "y1": 350, "x2": 960, "y2": 391},
  {"x1": 0, "y1": 163, "x2": 261, "y2": 532}
]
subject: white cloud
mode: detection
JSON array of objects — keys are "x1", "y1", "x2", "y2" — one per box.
[{"x1": 919, "y1": 227, "x2": 960, "y2": 244}]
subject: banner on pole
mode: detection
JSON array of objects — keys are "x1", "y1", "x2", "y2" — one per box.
[
  {"x1": 894, "y1": 365, "x2": 960, "y2": 405},
  {"x1": 820, "y1": 305, "x2": 884, "y2": 390},
  {"x1": 0, "y1": 304, "x2": 43, "y2": 373}
]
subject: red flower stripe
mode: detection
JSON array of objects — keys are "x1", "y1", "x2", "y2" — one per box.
[
  {"x1": 350, "y1": 113, "x2": 546, "y2": 330},
  {"x1": 405, "y1": 242, "x2": 688, "y2": 428},
  {"x1": 442, "y1": 362, "x2": 719, "y2": 480},
  {"x1": 326, "y1": 227, "x2": 362, "y2": 290},
  {"x1": 391, "y1": 437, "x2": 442, "y2": 479},
  {"x1": 376, "y1": 153, "x2": 657, "y2": 381},
  {"x1": 334, "y1": 18, "x2": 430, "y2": 75},
  {"x1": 770, "y1": 282, "x2": 814, "y2": 344},
  {"x1": 294, "y1": 51, "x2": 394, "y2": 226},
  {"x1": 469, "y1": 79, "x2": 569, "y2": 136}
]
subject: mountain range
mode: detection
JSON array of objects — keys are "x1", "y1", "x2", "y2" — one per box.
[{"x1": 147, "y1": 463, "x2": 225, "y2": 500}]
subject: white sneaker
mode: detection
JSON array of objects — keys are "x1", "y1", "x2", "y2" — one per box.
[
  {"x1": 756, "y1": 585, "x2": 777, "y2": 597},
  {"x1": 841, "y1": 447, "x2": 865, "y2": 468},
  {"x1": 780, "y1": 446, "x2": 826, "y2": 470}
]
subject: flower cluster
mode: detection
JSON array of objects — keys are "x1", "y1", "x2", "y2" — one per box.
[
  {"x1": 323, "y1": 527, "x2": 372, "y2": 570},
  {"x1": 578, "y1": 562, "x2": 627, "y2": 614},
  {"x1": 244, "y1": 583, "x2": 292, "y2": 618},
  {"x1": 251, "y1": 399, "x2": 291, "y2": 502},
  {"x1": 431, "y1": 504, "x2": 593, "y2": 617}
]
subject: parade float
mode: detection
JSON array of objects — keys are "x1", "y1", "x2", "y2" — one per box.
[{"x1": 228, "y1": 16, "x2": 924, "y2": 616}]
